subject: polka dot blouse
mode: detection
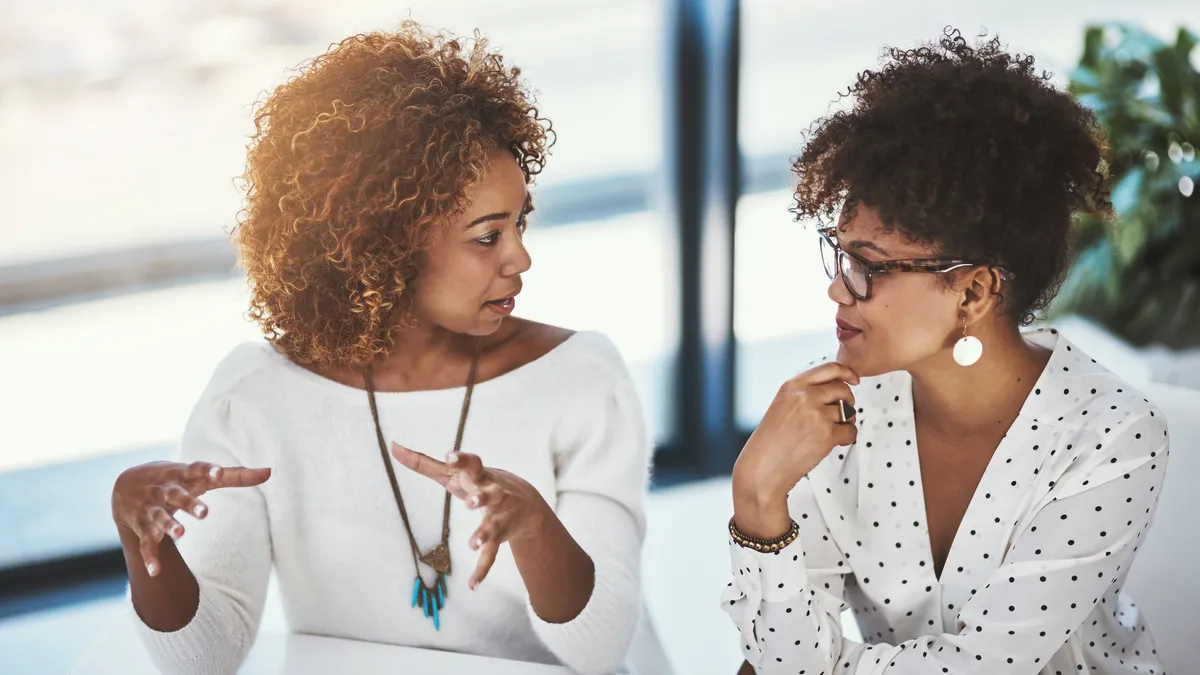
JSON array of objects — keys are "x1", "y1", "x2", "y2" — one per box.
[{"x1": 723, "y1": 329, "x2": 1171, "y2": 674}]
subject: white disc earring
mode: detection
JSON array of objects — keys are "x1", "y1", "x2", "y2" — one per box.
[{"x1": 953, "y1": 316, "x2": 982, "y2": 366}]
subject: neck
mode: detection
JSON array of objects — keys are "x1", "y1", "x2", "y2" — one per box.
[
  {"x1": 368, "y1": 322, "x2": 480, "y2": 390},
  {"x1": 908, "y1": 322, "x2": 1050, "y2": 437}
]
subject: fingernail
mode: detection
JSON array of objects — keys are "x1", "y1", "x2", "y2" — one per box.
[
  {"x1": 194, "y1": 504, "x2": 207, "y2": 518},
  {"x1": 208, "y1": 466, "x2": 220, "y2": 480},
  {"x1": 469, "y1": 580, "x2": 477, "y2": 591},
  {"x1": 447, "y1": 452, "x2": 460, "y2": 465},
  {"x1": 468, "y1": 495, "x2": 480, "y2": 508},
  {"x1": 146, "y1": 562, "x2": 158, "y2": 577},
  {"x1": 171, "y1": 525, "x2": 183, "y2": 538}
]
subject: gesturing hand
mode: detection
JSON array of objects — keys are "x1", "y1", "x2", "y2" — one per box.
[
  {"x1": 111, "y1": 461, "x2": 272, "y2": 576},
  {"x1": 391, "y1": 443, "x2": 549, "y2": 590}
]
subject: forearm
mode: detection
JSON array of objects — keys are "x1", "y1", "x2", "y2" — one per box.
[
  {"x1": 119, "y1": 523, "x2": 201, "y2": 632},
  {"x1": 510, "y1": 502, "x2": 595, "y2": 623},
  {"x1": 121, "y1": 486, "x2": 273, "y2": 675}
]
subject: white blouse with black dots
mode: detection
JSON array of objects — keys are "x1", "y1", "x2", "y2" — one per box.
[{"x1": 723, "y1": 328, "x2": 1171, "y2": 675}]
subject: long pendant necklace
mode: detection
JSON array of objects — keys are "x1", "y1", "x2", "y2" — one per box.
[{"x1": 363, "y1": 338, "x2": 481, "y2": 630}]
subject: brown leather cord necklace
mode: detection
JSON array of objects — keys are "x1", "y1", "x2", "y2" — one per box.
[{"x1": 363, "y1": 337, "x2": 482, "y2": 631}]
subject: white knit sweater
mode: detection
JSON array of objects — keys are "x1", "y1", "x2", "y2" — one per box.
[{"x1": 129, "y1": 331, "x2": 651, "y2": 675}]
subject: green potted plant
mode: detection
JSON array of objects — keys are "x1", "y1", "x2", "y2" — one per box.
[{"x1": 1052, "y1": 22, "x2": 1200, "y2": 348}]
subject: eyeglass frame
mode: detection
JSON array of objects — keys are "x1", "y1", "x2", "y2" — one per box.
[{"x1": 818, "y1": 226, "x2": 1013, "y2": 301}]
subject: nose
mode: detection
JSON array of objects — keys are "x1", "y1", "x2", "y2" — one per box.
[
  {"x1": 502, "y1": 231, "x2": 532, "y2": 277},
  {"x1": 827, "y1": 267, "x2": 854, "y2": 306}
]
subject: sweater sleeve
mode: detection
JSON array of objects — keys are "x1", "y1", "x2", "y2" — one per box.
[
  {"x1": 530, "y1": 370, "x2": 652, "y2": 675},
  {"x1": 129, "y1": 392, "x2": 273, "y2": 675}
]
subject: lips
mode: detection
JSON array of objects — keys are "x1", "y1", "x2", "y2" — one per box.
[
  {"x1": 483, "y1": 296, "x2": 515, "y2": 316},
  {"x1": 835, "y1": 317, "x2": 862, "y2": 342},
  {"x1": 485, "y1": 284, "x2": 522, "y2": 306},
  {"x1": 483, "y1": 285, "x2": 520, "y2": 317}
]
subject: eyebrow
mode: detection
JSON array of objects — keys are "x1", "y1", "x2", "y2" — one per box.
[
  {"x1": 463, "y1": 193, "x2": 533, "y2": 229},
  {"x1": 465, "y1": 212, "x2": 510, "y2": 229},
  {"x1": 845, "y1": 239, "x2": 890, "y2": 257}
]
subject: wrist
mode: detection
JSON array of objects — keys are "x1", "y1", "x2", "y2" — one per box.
[
  {"x1": 514, "y1": 492, "x2": 556, "y2": 544},
  {"x1": 729, "y1": 517, "x2": 799, "y2": 553},
  {"x1": 731, "y1": 474, "x2": 791, "y2": 540},
  {"x1": 731, "y1": 463, "x2": 789, "y2": 511}
]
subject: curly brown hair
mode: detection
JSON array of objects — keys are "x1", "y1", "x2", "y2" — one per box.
[
  {"x1": 792, "y1": 27, "x2": 1112, "y2": 325},
  {"x1": 235, "y1": 21, "x2": 551, "y2": 368}
]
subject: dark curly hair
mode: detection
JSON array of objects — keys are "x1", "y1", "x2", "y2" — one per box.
[
  {"x1": 234, "y1": 20, "x2": 552, "y2": 368},
  {"x1": 792, "y1": 27, "x2": 1112, "y2": 325}
]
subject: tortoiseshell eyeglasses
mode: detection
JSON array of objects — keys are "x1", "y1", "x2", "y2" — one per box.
[{"x1": 819, "y1": 227, "x2": 1012, "y2": 301}]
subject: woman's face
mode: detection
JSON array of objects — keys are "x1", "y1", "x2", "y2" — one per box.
[
  {"x1": 409, "y1": 149, "x2": 532, "y2": 337},
  {"x1": 829, "y1": 205, "x2": 964, "y2": 378}
]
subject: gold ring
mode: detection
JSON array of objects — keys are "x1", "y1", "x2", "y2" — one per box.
[{"x1": 837, "y1": 400, "x2": 855, "y2": 424}]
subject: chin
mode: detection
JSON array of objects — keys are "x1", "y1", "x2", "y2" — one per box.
[
  {"x1": 430, "y1": 315, "x2": 504, "y2": 339},
  {"x1": 836, "y1": 343, "x2": 888, "y2": 379},
  {"x1": 471, "y1": 314, "x2": 509, "y2": 336},
  {"x1": 836, "y1": 342, "x2": 862, "y2": 369}
]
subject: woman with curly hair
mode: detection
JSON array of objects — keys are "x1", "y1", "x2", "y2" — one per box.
[
  {"x1": 109, "y1": 21, "x2": 649, "y2": 675},
  {"x1": 726, "y1": 29, "x2": 1168, "y2": 675}
]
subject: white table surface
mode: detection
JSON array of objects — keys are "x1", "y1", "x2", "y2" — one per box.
[{"x1": 71, "y1": 614, "x2": 573, "y2": 675}]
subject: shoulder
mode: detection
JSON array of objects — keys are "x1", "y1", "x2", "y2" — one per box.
[
  {"x1": 497, "y1": 318, "x2": 629, "y2": 384},
  {"x1": 487, "y1": 318, "x2": 576, "y2": 373},
  {"x1": 178, "y1": 341, "x2": 290, "y2": 463},
  {"x1": 1057, "y1": 375, "x2": 1168, "y2": 462},
  {"x1": 501, "y1": 325, "x2": 644, "y2": 441},
  {"x1": 1044, "y1": 332, "x2": 1165, "y2": 432},
  {"x1": 197, "y1": 340, "x2": 289, "y2": 403},
  {"x1": 1037, "y1": 333, "x2": 1168, "y2": 470}
]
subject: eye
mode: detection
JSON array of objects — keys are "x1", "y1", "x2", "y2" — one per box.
[{"x1": 476, "y1": 231, "x2": 500, "y2": 246}]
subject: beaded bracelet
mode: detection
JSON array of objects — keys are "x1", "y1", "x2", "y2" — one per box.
[{"x1": 728, "y1": 517, "x2": 800, "y2": 553}]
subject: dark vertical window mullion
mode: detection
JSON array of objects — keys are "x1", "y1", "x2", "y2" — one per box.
[{"x1": 660, "y1": 0, "x2": 741, "y2": 477}]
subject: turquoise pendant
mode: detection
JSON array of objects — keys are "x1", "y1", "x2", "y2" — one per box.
[{"x1": 411, "y1": 574, "x2": 448, "y2": 631}]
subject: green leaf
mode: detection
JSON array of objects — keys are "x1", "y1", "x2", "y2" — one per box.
[
  {"x1": 1154, "y1": 46, "x2": 1185, "y2": 116},
  {"x1": 1175, "y1": 27, "x2": 1198, "y2": 58},
  {"x1": 1080, "y1": 26, "x2": 1107, "y2": 71}
]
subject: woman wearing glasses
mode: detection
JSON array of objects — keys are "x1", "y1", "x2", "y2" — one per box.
[{"x1": 726, "y1": 29, "x2": 1169, "y2": 675}]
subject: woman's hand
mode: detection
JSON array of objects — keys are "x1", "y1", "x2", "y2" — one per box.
[
  {"x1": 732, "y1": 362, "x2": 859, "y2": 538},
  {"x1": 111, "y1": 461, "x2": 272, "y2": 576},
  {"x1": 391, "y1": 443, "x2": 550, "y2": 589}
]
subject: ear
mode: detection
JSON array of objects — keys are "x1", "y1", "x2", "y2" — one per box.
[{"x1": 957, "y1": 266, "x2": 1004, "y2": 325}]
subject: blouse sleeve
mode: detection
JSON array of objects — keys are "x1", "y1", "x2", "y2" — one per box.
[
  {"x1": 723, "y1": 409, "x2": 1168, "y2": 674},
  {"x1": 129, "y1": 393, "x2": 274, "y2": 675},
  {"x1": 529, "y1": 371, "x2": 652, "y2": 675},
  {"x1": 722, "y1": 470, "x2": 855, "y2": 672}
]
